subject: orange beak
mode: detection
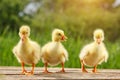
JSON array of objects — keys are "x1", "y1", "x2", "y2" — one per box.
[
  {"x1": 97, "y1": 38, "x2": 101, "y2": 44},
  {"x1": 21, "y1": 35, "x2": 26, "y2": 41},
  {"x1": 61, "y1": 35, "x2": 67, "y2": 41}
]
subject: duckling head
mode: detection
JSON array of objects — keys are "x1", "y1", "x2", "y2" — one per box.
[
  {"x1": 52, "y1": 29, "x2": 67, "y2": 42},
  {"x1": 19, "y1": 25, "x2": 30, "y2": 42},
  {"x1": 93, "y1": 29, "x2": 104, "y2": 44}
]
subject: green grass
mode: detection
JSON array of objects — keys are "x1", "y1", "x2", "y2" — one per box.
[{"x1": 0, "y1": 31, "x2": 120, "y2": 69}]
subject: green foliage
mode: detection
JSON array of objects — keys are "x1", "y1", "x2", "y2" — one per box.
[
  {"x1": 29, "y1": 0, "x2": 120, "y2": 41},
  {"x1": 0, "y1": 0, "x2": 120, "y2": 41},
  {"x1": 0, "y1": 0, "x2": 29, "y2": 34}
]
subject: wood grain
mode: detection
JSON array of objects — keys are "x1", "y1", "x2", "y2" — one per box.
[{"x1": 0, "y1": 67, "x2": 120, "y2": 80}]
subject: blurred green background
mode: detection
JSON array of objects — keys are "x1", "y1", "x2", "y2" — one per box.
[{"x1": 0, "y1": 0, "x2": 120, "y2": 69}]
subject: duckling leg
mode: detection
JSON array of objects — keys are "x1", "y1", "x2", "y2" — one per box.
[
  {"x1": 26, "y1": 63, "x2": 35, "y2": 75},
  {"x1": 59, "y1": 62, "x2": 65, "y2": 72},
  {"x1": 92, "y1": 65, "x2": 97, "y2": 73},
  {"x1": 21, "y1": 62, "x2": 27, "y2": 74},
  {"x1": 80, "y1": 60, "x2": 88, "y2": 73},
  {"x1": 31, "y1": 63, "x2": 35, "y2": 74},
  {"x1": 43, "y1": 63, "x2": 51, "y2": 73}
]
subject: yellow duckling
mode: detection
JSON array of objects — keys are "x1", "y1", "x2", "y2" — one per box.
[
  {"x1": 79, "y1": 29, "x2": 108, "y2": 73},
  {"x1": 41, "y1": 29, "x2": 68, "y2": 73},
  {"x1": 12, "y1": 25, "x2": 41, "y2": 75}
]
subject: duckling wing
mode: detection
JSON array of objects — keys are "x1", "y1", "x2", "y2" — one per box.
[
  {"x1": 30, "y1": 41, "x2": 41, "y2": 62},
  {"x1": 60, "y1": 44, "x2": 68, "y2": 61},
  {"x1": 101, "y1": 43, "x2": 109, "y2": 62},
  {"x1": 12, "y1": 41, "x2": 22, "y2": 62},
  {"x1": 79, "y1": 44, "x2": 90, "y2": 60}
]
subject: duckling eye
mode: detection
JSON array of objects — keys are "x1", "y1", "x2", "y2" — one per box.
[{"x1": 58, "y1": 33, "x2": 61, "y2": 36}]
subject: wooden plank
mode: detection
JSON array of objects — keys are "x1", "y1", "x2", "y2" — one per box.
[{"x1": 0, "y1": 67, "x2": 120, "y2": 80}]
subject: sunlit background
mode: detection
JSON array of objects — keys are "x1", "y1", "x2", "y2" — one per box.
[{"x1": 0, "y1": 0, "x2": 120, "y2": 69}]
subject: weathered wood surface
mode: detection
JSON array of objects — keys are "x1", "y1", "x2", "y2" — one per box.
[{"x1": 0, "y1": 67, "x2": 120, "y2": 80}]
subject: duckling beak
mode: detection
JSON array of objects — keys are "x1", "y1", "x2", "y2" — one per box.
[
  {"x1": 61, "y1": 35, "x2": 67, "y2": 41},
  {"x1": 21, "y1": 35, "x2": 26, "y2": 42},
  {"x1": 97, "y1": 38, "x2": 101, "y2": 44}
]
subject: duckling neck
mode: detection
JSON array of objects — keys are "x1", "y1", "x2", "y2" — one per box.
[
  {"x1": 52, "y1": 39, "x2": 61, "y2": 42},
  {"x1": 94, "y1": 41, "x2": 102, "y2": 46},
  {"x1": 21, "y1": 37, "x2": 30, "y2": 44}
]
